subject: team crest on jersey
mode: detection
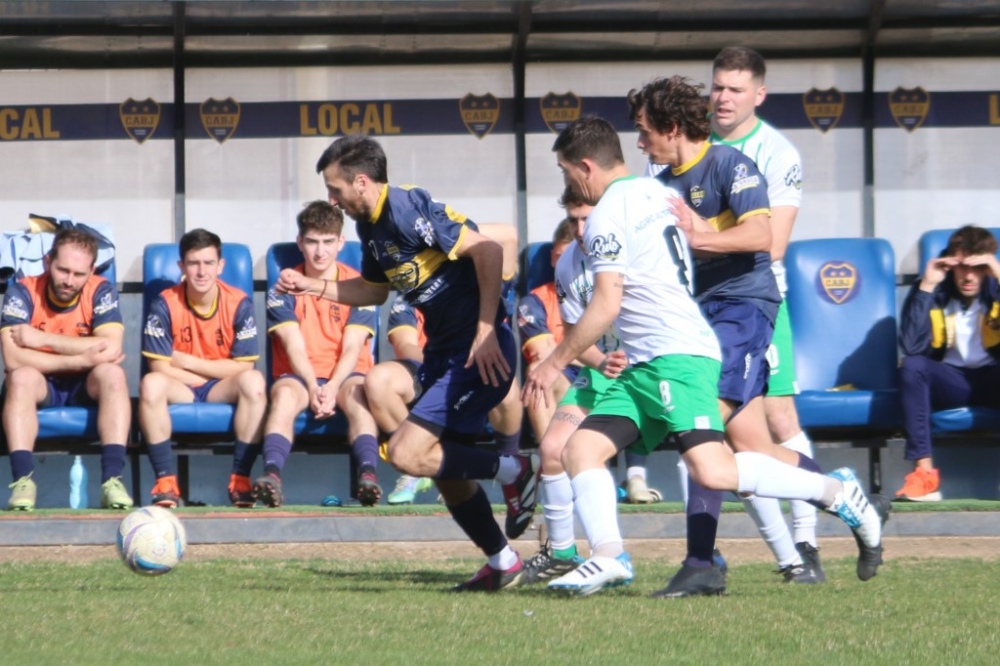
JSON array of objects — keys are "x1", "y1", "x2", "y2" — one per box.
[
  {"x1": 236, "y1": 316, "x2": 256, "y2": 341},
  {"x1": 119, "y1": 98, "x2": 161, "y2": 144},
  {"x1": 803, "y1": 88, "x2": 844, "y2": 133},
  {"x1": 517, "y1": 303, "x2": 535, "y2": 329},
  {"x1": 200, "y1": 97, "x2": 241, "y2": 144},
  {"x1": 731, "y1": 162, "x2": 760, "y2": 195},
  {"x1": 817, "y1": 261, "x2": 861, "y2": 305},
  {"x1": 459, "y1": 93, "x2": 500, "y2": 139},
  {"x1": 382, "y1": 241, "x2": 402, "y2": 262},
  {"x1": 329, "y1": 305, "x2": 343, "y2": 324},
  {"x1": 540, "y1": 92, "x2": 581, "y2": 134},
  {"x1": 889, "y1": 87, "x2": 930, "y2": 133},
  {"x1": 144, "y1": 314, "x2": 166, "y2": 338},
  {"x1": 689, "y1": 185, "x2": 706, "y2": 208},
  {"x1": 2, "y1": 295, "x2": 27, "y2": 321},
  {"x1": 94, "y1": 292, "x2": 118, "y2": 316},
  {"x1": 589, "y1": 234, "x2": 622, "y2": 261}
]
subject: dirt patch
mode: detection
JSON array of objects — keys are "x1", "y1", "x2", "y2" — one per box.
[{"x1": 2, "y1": 536, "x2": 997, "y2": 565}]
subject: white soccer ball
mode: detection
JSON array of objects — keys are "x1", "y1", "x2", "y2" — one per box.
[{"x1": 116, "y1": 506, "x2": 187, "y2": 576}]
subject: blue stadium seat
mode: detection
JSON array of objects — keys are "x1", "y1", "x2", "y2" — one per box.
[
  {"x1": 520, "y1": 242, "x2": 554, "y2": 294},
  {"x1": 785, "y1": 238, "x2": 902, "y2": 431},
  {"x1": 34, "y1": 259, "x2": 118, "y2": 442},
  {"x1": 141, "y1": 241, "x2": 255, "y2": 436},
  {"x1": 916, "y1": 228, "x2": 1000, "y2": 433},
  {"x1": 265, "y1": 241, "x2": 371, "y2": 438}
]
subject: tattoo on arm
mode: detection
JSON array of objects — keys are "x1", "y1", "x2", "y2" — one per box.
[{"x1": 552, "y1": 412, "x2": 583, "y2": 426}]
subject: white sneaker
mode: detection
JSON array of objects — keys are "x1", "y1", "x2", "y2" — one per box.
[
  {"x1": 626, "y1": 476, "x2": 655, "y2": 504},
  {"x1": 547, "y1": 553, "x2": 634, "y2": 596},
  {"x1": 827, "y1": 468, "x2": 882, "y2": 549}
]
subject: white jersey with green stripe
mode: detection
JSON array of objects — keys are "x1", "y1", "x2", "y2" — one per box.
[
  {"x1": 710, "y1": 118, "x2": 801, "y2": 209},
  {"x1": 554, "y1": 241, "x2": 622, "y2": 354},
  {"x1": 583, "y1": 175, "x2": 721, "y2": 365}
]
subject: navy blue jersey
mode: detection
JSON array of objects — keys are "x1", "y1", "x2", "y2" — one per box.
[
  {"x1": 358, "y1": 184, "x2": 505, "y2": 352},
  {"x1": 657, "y1": 143, "x2": 780, "y2": 320}
]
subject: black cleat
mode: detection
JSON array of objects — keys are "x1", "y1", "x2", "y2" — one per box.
[
  {"x1": 795, "y1": 541, "x2": 827, "y2": 583},
  {"x1": 778, "y1": 562, "x2": 822, "y2": 584},
  {"x1": 502, "y1": 454, "x2": 539, "y2": 540},
  {"x1": 651, "y1": 563, "x2": 727, "y2": 599},
  {"x1": 252, "y1": 473, "x2": 284, "y2": 508},
  {"x1": 520, "y1": 541, "x2": 584, "y2": 586},
  {"x1": 855, "y1": 493, "x2": 892, "y2": 581}
]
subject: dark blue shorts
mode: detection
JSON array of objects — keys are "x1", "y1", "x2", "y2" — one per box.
[
  {"x1": 701, "y1": 299, "x2": 773, "y2": 409},
  {"x1": 563, "y1": 366, "x2": 581, "y2": 383},
  {"x1": 189, "y1": 378, "x2": 221, "y2": 403},
  {"x1": 43, "y1": 375, "x2": 94, "y2": 408},
  {"x1": 409, "y1": 323, "x2": 517, "y2": 435}
]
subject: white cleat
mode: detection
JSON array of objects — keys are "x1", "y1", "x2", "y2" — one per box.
[{"x1": 547, "y1": 553, "x2": 634, "y2": 597}]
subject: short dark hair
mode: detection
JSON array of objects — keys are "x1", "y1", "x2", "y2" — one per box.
[
  {"x1": 713, "y1": 46, "x2": 767, "y2": 82},
  {"x1": 551, "y1": 116, "x2": 624, "y2": 168},
  {"x1": 297, "y1": 200, "x2": 344, "y2": 237},
  {"x1": 179, "y1": 228, "x2": 222, "y2": 261},
  {"x1": 558, "y1": 184, "x2": 589, "y2": 209},
  {"x1": 49, "y1": 229, "x2": 98, "y2": 266},
  {"x1": 627, "y1": 76, "x2": 711, "y2": 141},
  {"x1": 315, "y1": 135, "x2": 388, "y2": 183},
  {"x1": 552, "y1": 217, "x2": 577, "y2": 246},
  {"x1": 945, "y1": 226, "x2": 998, "y2": 258}
]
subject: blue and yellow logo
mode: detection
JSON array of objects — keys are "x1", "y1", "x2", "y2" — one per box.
[
  {"x1": 540, "y1": 92, "x2": 581, "y2": 134},
  {"x1": 459, "y1": 93, "x2": 500, "y2": 139},
  {"x1": 803, "y1": 88, "x2": 844, "y2": 133},
  {"x1": 817, "y1": 261, "x2": 860, "y2": 304},
  {"x1": 889, "y1": 87, "x2": 930, "y2": 133},
  {"x1": 200, "y1": 97, "x2": 241, "y2": 143},
  {"x1": 119, "y1": 97, "x2": 160, "y2": 144}
]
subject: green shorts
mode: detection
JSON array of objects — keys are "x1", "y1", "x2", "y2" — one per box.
[
  {"x1": 558, "y1": 366, "x2": 615, "y2": 411},
  {"x1": 765, "y1": 299, "x2": 799, "y2": 397},
  {"x1": 588, "y1": 354, "x2": 724, "y2": 456}
]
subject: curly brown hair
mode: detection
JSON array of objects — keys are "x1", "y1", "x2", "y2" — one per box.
[{"x1": 627, "y1": 75, "x2": 710, "y2": 141}]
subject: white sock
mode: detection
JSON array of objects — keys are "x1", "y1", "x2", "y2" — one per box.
[
  {"x1": 781, "y1": 432, "x2": 819, "y2": 547},
  {"x1": 742, "y1": 494, "x2": 802, "y2": 568},
  {"x1": 495, "y1": 455, "x2": 521, "y2": 485},
  {"x1": 571, "y1": 468, "x2": 623, "y2": 558},
  {"x1": 541, "y1": 472, "x2": 576, "y2": 552},
  {"x1": 487, "y1": 545, "x2": 519, "y2": 571},
  {"x1": 735, "y1": 451, "x2": 826, "y2": 503},
  {"x1": 626, "y1": 466, "x2": 646, "y2": 481},
  {"x1": 677, "y1": 458, "x2": 690, "y2": 507}
]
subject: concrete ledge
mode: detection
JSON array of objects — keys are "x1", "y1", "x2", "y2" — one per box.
[{"x1": 0, "y1": 510, "x2": 998, "y2": 546}]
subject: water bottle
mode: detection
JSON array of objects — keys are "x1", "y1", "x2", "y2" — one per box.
[{"x1": 69, "y1": 455, "x2": 88, "y2": 509}]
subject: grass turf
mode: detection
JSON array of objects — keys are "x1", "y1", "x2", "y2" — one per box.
[{"x1": 0, "y1": 555, "x2": 996, "y2": 664}]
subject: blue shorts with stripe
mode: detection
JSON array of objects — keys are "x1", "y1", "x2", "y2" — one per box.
[{"x1": 701, "y1": 299, "x2": 774, "y2": 409}]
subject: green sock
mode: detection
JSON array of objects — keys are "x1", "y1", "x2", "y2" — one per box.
[{"x1": 554, "y1": 544, "x2": 578, "y2": 560}]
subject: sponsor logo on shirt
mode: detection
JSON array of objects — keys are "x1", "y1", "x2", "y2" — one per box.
[
  {"x1": 414, "y1": 217, "x2": 436, "y2": 247},
  {"x1": 589, "y1": 233, "x2": 622, "y2": 261},
  {"x1": 785, "y1": 164, "x2": 802, "y2": 191},
  {"x1": 517, "y1": 304, "x2": 535, "y2": 328},
  {"x1": 236, "y1": 316, "x2": 257, "y2": 341},
  {"x1": 731, "y1": 162, "x2": 761, "y2": 195},
  {"x1": 266, "y1": 288, "x2": 285, "y2": 309},
  {"x1": 2, "y1": 296, "x2": 28, "y2": 321},
  {"x1": 555, "y1": 279, "x2": 567, "y2": 304},
  {"x1": 144, "y1": 313, "x2": 166, "y2": 338},
  {"x1": 93, "y1": 292, "x2": 118, "y2": 316}
]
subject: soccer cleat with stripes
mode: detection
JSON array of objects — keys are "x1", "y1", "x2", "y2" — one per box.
[
  {"x1": 520, "y1": 540, "x2": 585, "y2": 586},
  {"x1": 547, "y1": 552, "x2": 634, "y2": 597},
  {"x1": 452, "y1": 557, "x2": 524, "y2": 592},
  {"x1": 502, "y1": 453, "x2": 539, "y2": 540},
  {"x1": 826, "y1": 467, "x2": 887, "y2": 581}
]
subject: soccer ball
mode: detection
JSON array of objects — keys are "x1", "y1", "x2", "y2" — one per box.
[{"x1": 116, "y1": 506, "x2": 187, "y2": 576}]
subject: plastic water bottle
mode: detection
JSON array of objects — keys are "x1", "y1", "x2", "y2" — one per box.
[{"x1": 69, "y1": 456, "x2": 88, "y2": 509}]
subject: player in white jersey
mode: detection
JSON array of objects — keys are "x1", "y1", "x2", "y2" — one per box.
[{"x1": 523, "y1": 116, "x2": 885, "y2": 597}]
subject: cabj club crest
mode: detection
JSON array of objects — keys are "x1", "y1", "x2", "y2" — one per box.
[
  {"x1": 200, "y1": 97, "x2": 241, "y2": 143},
  {"x1": 459, "y1": 93, "x2": 500, "y2": 139},
  {"x1": 818, "y1": 261, "x2": 860, "y2": 305},
  {"x1": 540, "y1": 92, "x2": 581, "y2": 134},
  {"x1": 119, "y1": 97, "x2": 161, "y2": 144},
  {"x1": 803, "y1": 88, "x2": 844, "y2": 133},
  {"x1": 889, "y1": 87, "x2": 930, "y2": 133}
]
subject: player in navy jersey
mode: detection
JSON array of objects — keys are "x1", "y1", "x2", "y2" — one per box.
[
  {"x1": 276, "y1": 135, "x2": 538, "y2": 591},
  {"x1": 1, "y1": 229, "x2": 133, "y2": 511},
  {"x1": 629, "y1": 76, "x2": 888, "y2": 593}
]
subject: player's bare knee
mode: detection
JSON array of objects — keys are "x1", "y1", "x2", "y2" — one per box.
[
  {"x1": 5, "y1": 366, "x2": 44, "y2": 396},
  {"x1": 139, "y1": 372, "x2": 169, "y2": 404},
  {"x1": 237, "y1": 370, "x2": 266, "y2": 402},
  {"x1": 92, "y1": 362, "x2": 127, "y2": 392}
]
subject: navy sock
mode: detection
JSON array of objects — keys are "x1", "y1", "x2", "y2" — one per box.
[
  {"x1": 684, "y1": 479, "x2": 724, "y2": 568},
  {"x1": 493, "y1": 431, "x2": 521, "y2": 457},
  {"x1": 352, "y1": 434, "x2": 380, "y2": 473},
  {"x1": 625, "y1": 449, "x2": 647, "y2": 467},
  {"x1": 100, "y1": 444, "x2": 127, "y2": 482},
  {"x1": 797, "y1": 452, "x2": 822, "y2": 474},
  {"x1": 147, "y1": 441, "x2": 175, "y2": 478},
  {"x1": 10, "y1": 450, "x2": 33, "y2": 480},
  {"x1": 262, "y1": 433, "x2": 293, "y2": 476},
  {"x1": 446, "y1": 485, "x2": 507, "y2": 557},
  {"x1": 232, "y1": 440, "x2": 261, "y2": 477},
  {"x1": 434, "y1": 440, "x2": 501, "y2": 481}
]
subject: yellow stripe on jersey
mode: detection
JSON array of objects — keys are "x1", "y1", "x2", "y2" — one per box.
[
  {"x1": 266, "y1": 321, "x2": 298, "y2": 334},
  {"x1": 447, "y1": 224, "x2": 469, "y2": 261},
  {"x1": 443, "y1": 204, "x2": 467, "y2": 224},
  {"x1": 736, "y1": 208, "x2": 770, "y2": 224},
  {"x1": 369, "y1": 184, "x2": 391, "y2": 223},
  {"x1": 984, "y1": 303, "x2": 1000, "y2": 349},
  {"x1": 384, "y1": 247, "x2": 447, "y2": 292},
  {"x1": 671, "y1": 142, "x2": 711, "y2": 176}
]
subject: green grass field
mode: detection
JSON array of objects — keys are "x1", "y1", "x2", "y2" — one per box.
[{"x1": 1, "y1": 554, "x2": 997, "y2": 665}]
